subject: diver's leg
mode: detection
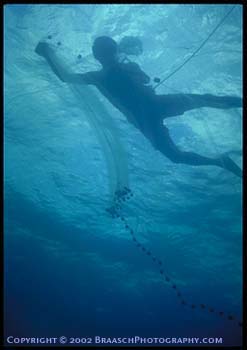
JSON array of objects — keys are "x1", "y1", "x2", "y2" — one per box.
[
  {"x1": 157, "y1": 94, "x2": 242, "y2": 117},
  {"x1": 182, "y1": 94, "x2": 242, "y2": 110},
  {"x1": 149, "y1": 125, "x2": 242, "y2": 177}
]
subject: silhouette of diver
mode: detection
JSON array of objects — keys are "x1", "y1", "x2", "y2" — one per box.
[{"x1": 35, "y1": 36, "x2": 242, "y2": 177}]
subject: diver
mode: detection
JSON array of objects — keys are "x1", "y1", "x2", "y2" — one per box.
[{"x1": 35, "y1": 36, "x2": 243, "y2": 177}]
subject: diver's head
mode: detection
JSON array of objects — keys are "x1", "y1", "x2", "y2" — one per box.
[{"x1": 92, "y1": 36, "x2": 118, "y2": 67}]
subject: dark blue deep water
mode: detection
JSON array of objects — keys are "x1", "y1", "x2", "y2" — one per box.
[{"x1": 4, "y1": 4, "x2": 243, "y2": 348}]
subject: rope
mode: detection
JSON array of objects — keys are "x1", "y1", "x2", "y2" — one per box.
[
  {"x1": 108, "y1": 194, "x2": 243, "y2": 328},
  {"x1": 154, "y1": 5, "x2": 237, "y2": 90}
]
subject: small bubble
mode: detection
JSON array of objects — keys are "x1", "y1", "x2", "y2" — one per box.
[
  {"x1": 57, "y1": 41, "x2": 61, "y2": 46},
  {"x1": 48, "y1": 35, "x2": 52, "y2": 39}
]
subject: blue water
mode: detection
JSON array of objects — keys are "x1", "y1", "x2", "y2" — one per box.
[{"x1": 4, "y1": 4, "x2": 243, "y2": 348}]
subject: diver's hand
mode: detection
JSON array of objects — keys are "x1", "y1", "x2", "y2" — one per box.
[{"x1": 35, "y1": 42, "x2": 52, "y2": 57}]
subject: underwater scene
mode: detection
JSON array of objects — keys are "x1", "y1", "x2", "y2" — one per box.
[{"x1": 4, "y1": 4, "x2": 243, "y2": 348}]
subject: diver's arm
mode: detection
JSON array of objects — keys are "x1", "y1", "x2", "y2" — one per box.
[
  {"x1": 124, "y1": 62, "x2": 150, "y2": 84},
  {"x1": 35, "y1": 42, "x2": 96, "y2": 84},
  {"x1": 136, "y1": 66, "x2": 150, "y2": 84}
]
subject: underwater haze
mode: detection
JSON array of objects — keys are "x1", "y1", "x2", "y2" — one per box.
[{"x1": 4, "y1": 4, "x2": 243, "y2": 348}]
